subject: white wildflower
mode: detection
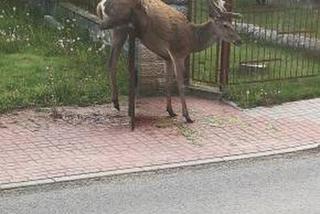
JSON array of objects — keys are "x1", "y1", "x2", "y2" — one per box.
[{"x1": 98, "y1": 44, "x2": 106, "y2": 52}]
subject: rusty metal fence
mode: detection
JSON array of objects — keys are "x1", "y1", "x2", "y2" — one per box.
[{"x1": 190, "y1": 0, "x2": 320, "y2": 86}]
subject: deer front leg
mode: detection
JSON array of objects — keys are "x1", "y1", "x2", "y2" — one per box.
[
  {"x1": 165, "y1": 61, "x2": 177, "y2": 117},
  {"x1": 173, "y1": 58, "x2": 193, "y2": 123},
  {"x1": 109, "y1": 28, "x2": 129, "y2": 110}
]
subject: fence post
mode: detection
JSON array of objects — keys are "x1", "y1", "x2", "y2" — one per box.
[
  {"x1": 185, "y1": 0, "x2": 192, "y2": 86},
  {"x1": 128, "y1": 31, "x2": 137, "y2": 131},
  {"x1": 219, "y1": 0, "x2": 233, "y2": 89}
]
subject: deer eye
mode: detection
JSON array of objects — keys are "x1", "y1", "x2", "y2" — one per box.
[{"x1": 223, "y1": 24, "x2": 228, "y2": 28}]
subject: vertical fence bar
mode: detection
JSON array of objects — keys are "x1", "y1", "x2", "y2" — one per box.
[
  {"x1": 185, "y1": 0, "x2": 193, "y2": 85},
  {"x1": 295, "y1": 6, "x2": 301, "y2": 77},
  {"x1": 220, "y1": 42, "x2": 231, "y2": 87},
  {"x1": 219, "y1": 0, "x2": 233, "y2": 88},
  {"x1": 128, "y1": 31, "x2": 137, "y2": 131}
]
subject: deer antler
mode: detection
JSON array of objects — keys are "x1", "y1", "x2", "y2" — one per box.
[
  {"x1": 208, "y1": 0, "x2": 241, "y2": 19},
  {"x1": 207, "y1": 0, "x2": 226, "y2": 18}
]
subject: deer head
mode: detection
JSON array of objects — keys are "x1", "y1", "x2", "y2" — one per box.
[{"x1": 207, "y1": 0, "x2": 242, "y2": 45}]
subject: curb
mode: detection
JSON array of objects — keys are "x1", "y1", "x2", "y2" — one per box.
[{"x1": 1, "y1": 143, "x2": 319, "y2": 191}]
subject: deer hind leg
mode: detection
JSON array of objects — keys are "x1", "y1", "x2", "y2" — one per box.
[
  {"x1": 168, "y1": 53, "x2": 193, "y2": 123},
  {"x1": 109, "y1": 27, "x2": 129, "y2": 110},
  {"x1": 165, "y1": 61, "x2": 177, "y2": 117}
]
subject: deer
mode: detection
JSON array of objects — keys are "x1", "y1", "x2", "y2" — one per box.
[{"x1": 96, "y1": 0, "x2": 242, "y2": 123}]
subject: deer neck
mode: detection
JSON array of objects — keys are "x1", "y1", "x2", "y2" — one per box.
[{"x1": 190, "y1": 21, "x2": 220, "y2": 53}]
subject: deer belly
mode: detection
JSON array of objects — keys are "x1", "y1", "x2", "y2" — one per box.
[{"x1": 140, "y1": 36, "x2": 170, "y2": 60}]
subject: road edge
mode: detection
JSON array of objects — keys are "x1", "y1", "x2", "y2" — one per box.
[{"x1": 1, "y1": 143, "x2": 319, "y2": 191}]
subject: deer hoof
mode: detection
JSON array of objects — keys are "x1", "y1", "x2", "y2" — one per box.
[
  {"x1": 167, "y1": 108, "x2": 177, "y2": 118},
  {"x1": 185, "y1": 117, "x2": 194, "y2": 123}
]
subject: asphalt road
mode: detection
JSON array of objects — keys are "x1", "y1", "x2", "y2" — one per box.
[{"x1": 1, "y1": 150, "x2": 320, "y2": 214}]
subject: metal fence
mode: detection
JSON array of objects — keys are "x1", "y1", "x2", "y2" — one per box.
[
  {"x1": 62, "y1": 0, "x2": 320, "y2": 87},
  {"x1": 190, "y1": 0, "x2": 320, "y2": 86},
  {"x1": 189, "y1": 0, "x2": 220, "y2": 86}
]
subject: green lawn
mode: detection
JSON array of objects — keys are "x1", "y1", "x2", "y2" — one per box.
[
  {"x1": 1, "y1": 0, "x2": 319, "y2": 112},
  {"x1": 238, "y1": 6, "x2": 320, "y2": 39},
  {"x1": 0, "y1": 1, "x2": 127, "y2": 113},
  {"x1": 193, "y1": 0, "x2": 320, "y2": 38},
  {"x1": 224, "y1": 76, "x2": 320, "y2": 108},
  {"x1": 190, "y1": 0, "x2": 320, "y2": 107},
  {"x1": 192, "y1": 38, "x2": 320, "y2": 83}
]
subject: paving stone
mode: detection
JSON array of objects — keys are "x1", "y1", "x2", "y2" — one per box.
[{"x1": 0, "y1": 97, "x2": 319, "y2": 186}]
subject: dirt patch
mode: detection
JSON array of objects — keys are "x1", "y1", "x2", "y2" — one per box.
[
  {"x1": 0, "y1": 104, "x2": 131, "y2": 131},
  {"x1": 53, "y1": 106, "x2": 129, "y2": 127}
]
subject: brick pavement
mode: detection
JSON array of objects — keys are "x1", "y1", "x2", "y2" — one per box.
[{"x1": 0, "y1": 97, "x2": 319, "y2": 188}]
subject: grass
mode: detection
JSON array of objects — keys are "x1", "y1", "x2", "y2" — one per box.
[
  {"x1": 192, "y1": 38, "x2": 320, "y2": 83},
  {"x1": 191, "y1": 0, "x2": 320, "y2": 83},
  {"x1": 0, "y1": 1, "x2": 127, "y2": 113},
  {"x1": 238, "y1": 6, "x2": 320, "y2": 39},
  {"x1": 194, "y1": 0, "x2": 320, "y2": 36},
  {"x1": 1, "y1": 0, "x2": 319, "y2": 112},
  {"x1": 223, "y1": 76, "x2": 320, "y2": 108},
  {"x1": 190, "y1": 0, "x2": 320, "y2": 107}
]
